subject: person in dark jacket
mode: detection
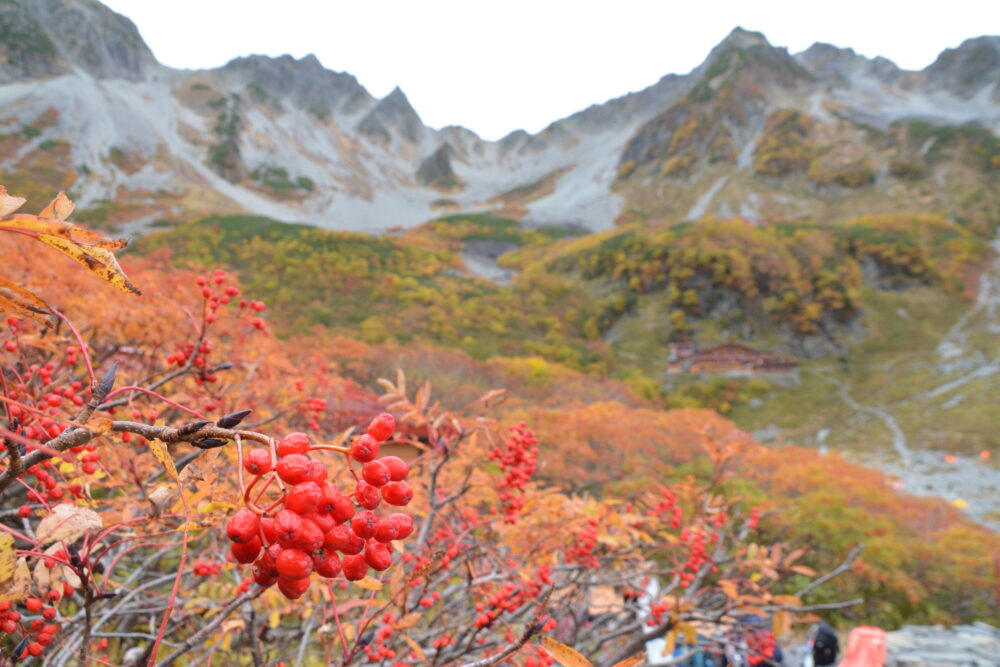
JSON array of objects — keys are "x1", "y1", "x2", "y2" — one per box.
[{"x1": 809, "y1": 621, "x2": 839, "y2": 666}]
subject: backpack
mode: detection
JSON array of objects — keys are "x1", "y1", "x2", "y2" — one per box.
[{"x1": 812, "y1": 622, "x2": 839, "y2": 666}]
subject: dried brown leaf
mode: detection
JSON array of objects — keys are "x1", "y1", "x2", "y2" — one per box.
[{"x1": 36, "y1": 503, "x2": 102, "y2": 545}]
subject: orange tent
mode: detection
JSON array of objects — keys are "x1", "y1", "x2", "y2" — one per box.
[{"x1": 839, "y1": 626, "x2": 887, "y2": 667}]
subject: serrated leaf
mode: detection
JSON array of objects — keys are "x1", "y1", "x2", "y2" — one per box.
[
  {"x1": 0, "y1": 277, "x2": 53, "y2": 325},
  {"x1": 268, "y1": 610, "x2": 281, "y2": 629},
  {"x1": 0, "y1": 534, "x2": 15, "y2": 583},
  {"x1": 36, "y1": 503, "x2": 102, "y2": 544},
  {"x1": 36, "y1": 233, "x2": 141, "y2": 295},
  {"x1": 540, "y1": 636, "x2": 592, "y2": 667},
  {"x1": 353, "y1": 575, "x2": 382, "y2": 591},
  {"x1": 718, "y1": 579, "x2": 739, "y2": 599},
  {"x1": 394, "y1": 612, "x2": 421, "y2": 630},
  {"x1": 149, "y1": 439, "x2": 178, "y2": 481}
]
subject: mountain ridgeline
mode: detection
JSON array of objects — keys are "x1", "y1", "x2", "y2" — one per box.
[{"x1": 0, "y1": 0, "x2": 997, "y2": 233}]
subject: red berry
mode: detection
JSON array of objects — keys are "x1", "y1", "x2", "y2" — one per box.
[
  {"x1": 355, "y1": 481, "x2": 381, "y2": 510},
  {"x1": 285, "y1": 482, "x2": 323, "y2": 514},
  {"x1": 366, "y1": 413, "x2": 395, "y2": 442},
  {"x1": 81, "y1": 462, "x2": 97, "y2": 475},
  {"x1": 303, "y1": 511, "x2": 335, "y2": 533},
  {"x1": 274, "y1": 509, "x2": 304, "y2": 549},
  {"x1": 362, "y1": 460, "x2": 391, "y2": 487},
  {"x1": 231, "y1": 536, "x2": 263, "y2": 564},
  {"x1": 17, "y1": 505, "x2": 31, "y2": 518},
  {"x1": 364, "y1": 540, "x2": 393, "y2": 571},
  {"x1": 292, "y1": 518, "x2": 324, "y2": 552},
  {"x1": 302, "y1": 459, "x2": 328, "y2": 484},
  {"x1": 329, "y1": 493, "x2": 355, "y2": 524},
  {"x1": 351, "y1": 512, "x2": 378, "y2": 540},
  {"x1": 226, "y1": 508, "x2": 260, "y2": 544},
  {"x1": 380, "y1": 456, "x2": 409, "y2": 482},
  {"x1": 323, "y1": 524, "x2": 351, "y2": 552},
  {"x1": 37, "y1": 633, "x2": 53, "y2": 646},
  {"x1": 381, "y1": 481, "x2": 413, "y2": 506},
  {"x1": 314, "y1": 552, "x2": 342, "y2": 578},
  {"x1": 349, "y1": 434, "x2": 379, "y2": 463},
  {"x1": 243, "y1": 449, "x2": 272, "y2": 475},
  {"x1": 275, "y1": 454, "x2": 312, "y2": 484},
  {"x1": 25, "y1": 598, "x2": 41, "y2": 613},
  {"x1": 342, "y1": 554, "x2": 369, "y2": 581},
  {"x1": 276, "y1": 549, "x2": 313, "y2": 579},
  {"x1": 277, "y1": 576, "x2": 311, "y2": 599},
  {"x1": 252, "y1": 562, "x2": 278, "y2": 588},
  {"x1": 260, "y1": 515, "x2": 277, "y2": 543},
  {"x1": 27, "y1": 642, "x2": 43, "y2": 657},
  {"x1": 375, "y1": 513, "x2": 414, "y2": 542},
  {"x1": 1, "y1": 619, "x2": 14, "y2": 634},
  {"x1": 41, "y1": 608, "x2": 57, "y2": 621},
  {"x1": 277, "y1": 432, "x2": 310, "y2": 457}
]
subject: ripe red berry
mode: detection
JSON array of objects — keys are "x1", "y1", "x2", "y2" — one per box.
[
  {"x1": 375, "y1": 513, "x2": 414, "y2": 542},
  {"x1": 243, "y1": 448, "x2": 272, "y2": 475},
  {"x1": 17, "y1": 505, "x2": 31, "y2": 518},
  {"x1": 285, "y1": 482, "x2": 323, "y2": 514},
  {"x1": 301, "y1": 459, "x2": 328, "y2": 484},
  {"x1": 278, "y1": 432, "x2": 311, "y2": 457},
  {"x1": 292, "y1": 518, "x2": 324, "y2": 552},
  {"x1": 275, "y1": 454, "x2": 312, "y2": 484},
  {"x1": 380, "y1": 456, "x2": 409, "y2": 482},
  {"x1": 27, "y1": 642, "x2": 43, "y2": 657},
  {"x1": 41, "y1": 607, "x2": 57, "y2": 621},
  {"x1": 355, "y1": 481, "x2": 381, "y2": 510},
  {"x1": 341, "y1": 528, "x2": 366, "y2": 555},
  {"x1": 277, "y1": 575, "x2": 311, "y2": 599},
  {"x1": 323, "y1": 524, "x2": 351, "y2": 552},
  {"x1": 304, "y1": 511, "x2": 335, "y2": 533},
  {"x1": 275, "y1": 548, "x2": 313, "y2": 579},
  {"x1": 1, "y1": 619, "x2": 14, "y2": 634},
  {"x1": 351, "y1": 512, "x2": 378, "y2": 540},
  {"x1": 366, "y1": 413, "x2": 395, "y2": 442},
  {"x1": 226, "y1": 508, "x2": 260, "y2": 544},
  {"x1": 251, "y1": 562, "x2": 278, "y2": 588},
  {"x1": 274, "y1": 509, "x2": 304, "y2": 549},
  {"x1": 329, "y1": 493, "x2": 355, "y2": 524},
  {"x1": 381, "y1": 481, "x2": 413, "y2": 506},
  {"x1": 260, "y1": 515, "x2": 277, "y2": 543},
  {"x1": 231, "y1": 536, "x2": 263, "y2": 564},
  {"x1": 314, "y1": 552, "x2": 342, "y2": 578},
  {"x1": 349, "y1": 434, "x2": 379, "y2": 463},
  {"x1": 36, "y1": 633, "x2": 53, "y2": 646},
  {"x1": 25, "y1": 598, "x2": 41, "y2": 613},
  {"x1": 362, "y1": 460, "x2": 391, "y2": 487},
  {"x1": 364, "y1": 541, "x2": 393, "y2": 571},
  {"x1": 342, "y1": 554, "x2": 369, "y2": 581}
]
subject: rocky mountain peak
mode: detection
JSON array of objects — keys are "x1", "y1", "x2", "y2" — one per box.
[
  {"x1": 218, "y1": 53, "x2": 374, "y2": 116},
  {"x1": 357, "y1": 85, "x2": 426, "y2": 145},
  {"x1": 924, "y1": 35, "x2": 1000, "y2": 98},
  {"x1": 0, "y1": 0, "x2": 157, "y2": 83},
  {"x1": 796, "y1": 42, "x2": 902, "y2": 85}
]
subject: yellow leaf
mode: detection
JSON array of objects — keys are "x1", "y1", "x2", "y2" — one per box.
[
  {"x1": 678, "y1": 622, "x2": 696, "y2": 646},
  {"x1": 149, "y1": 439, "x2": 178, "y2": 481},
  {"x1": 772, "y1": 610, "x2": 790, "y2": 637},
  {"x1": 662, "y1": 629, "x2": 677, "y2": 657},
  {"x1": 36, "y1": 233, "x2": 141, "y2": 295},
  {"x1": 353, "y1": 575, "x2": 382, "y2": 591},
  {"x1": 394, "y1": 612, "x2": 421, "y2": 631},
  {"x1": 0, "y1": 277, "x2": 53, "y2": 325},
  {"x1": 58, "y1": 462, "x2": 75, "y2": 475},
  {"x1": 540, "y1": 636, "x2": 592, "y2": 667},
  {"x1": 611, "y1": 653, "x2": 646, "y2": 667},
  {"x1": 268, "y1": 610, "x2": 281, "y2": 629},
  {"x1": 0, "y1": 558, "x2": 31, "y2": 602},
  {"x1": 36, "y1": 503, "x2": 102, "y2": 544},
  {"x1": 0, "y1": 534, "x2": 15, "y2": 583},
  {"x1": 718, "y1": 579, "x2": 739, "y2": 599},
  {"x1": 88, "y1": 418, "x2": 113, "y2": 436}
]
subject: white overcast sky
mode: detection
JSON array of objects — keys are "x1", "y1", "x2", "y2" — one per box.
[{"x1": 102, "y1": 0, "x2": 1000, "y2": 141}]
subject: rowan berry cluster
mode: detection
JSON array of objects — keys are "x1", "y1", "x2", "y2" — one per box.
[
  {"x1": 648, "y1": 485, "x2": 683, "y2": 529},
  {"x1": 566, "y1": 517, "x2": 601, "y2": 569},
  {"x1": 226, "y1": 413, "x2": 414, "y2": 599},
  {"x1": 745, "y1": 629, "x2": 778, "y2": 665},
  {"x1": 192, "y1": 560, "x2": 222, "y2": 577},
  {"x1": 486, "y1": 422, "x2": 539, "y2": 520},
  {"x1": 0, "y1": 599, "x2": 62, "y2": 659},
  {"x1": 747, "y1": 506, "x2": 760, "y2": 530},
  {"x1": 676, "y1": 526, "x2": 718, "y2": 588}
]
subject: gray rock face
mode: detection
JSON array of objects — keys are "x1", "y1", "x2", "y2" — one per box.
[
  {"x1": 796, "y1": 42, "x2": 903, "y2": 86},
  {"x1": 357, "y1": 86, "x2": 425, "y2": 144},
  {"x1": 0, "y1": 0, "x2": 157, "y2": 83},
  {"x1": 218, "y1": 54, "x2": 373, "y2": 117},
  {"x1": 924, "y1": 36, "x2": 1000, "y2": 98},
  {"x1": 416, "y1": 144, "x2": 459, "y2": 189},
  {"x1": 886, "y1": 622, "x2": 1000, "y2": 667}
]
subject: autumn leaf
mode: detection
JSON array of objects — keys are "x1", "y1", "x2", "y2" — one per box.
[
  {"x1": 353, "y1": 575, "x2": 382, "y2": 591},
  {"x1": 0, "y1": 186, "x2": 25, "y2": 217},
  {"x1": 0, "y1": 277, "x2": 54, "y2": 325},
  {"x1": 0, "y1": 534, "x2": 15, "y2": 583},
  {"x1": 149, "y1": 439, "x2": 178, "y2": 481},
  {"x1": 38, "y1": 192, "x2": 74, "y2": 221},
  {"x1": 540, "y1": 636, "x2": 592, "y2": 667},
  {"x1": 37, "y1": 234, "x2": 141, "y2": 295},
  {"x1": 0, "y1": 559, "x2": 31, "y2": 602},
  {"x1": 36, "y1": 503, "x2": 103, "y2": 544},
  {"x1": 611, "y1": 653, "x2": 646, "y2": 667}
]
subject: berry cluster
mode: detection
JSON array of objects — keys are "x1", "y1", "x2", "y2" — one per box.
[
  {"x1": 747, "y1": 506, "x2": 760, "y2": 530},
  {"x1": 565, "y1": 518, "x2": 600, "y2": 569},
  {"x1": 226, "y1": 413, "x2": 414, "y2": 599},
  {"x1": 0, "y1": 599, "x2": 62, "y2": 659},
  {"x1": 192, "y1": 560, "x2": 222, "y2": 577},
  {"x1": 745, "y1": 629, "x2": 778, "y2": 665},
  {"x1": 675, "y1": 526, "x2": 718, "y2": 588},
  {"x1": 486, "y1": 422, "x2": 539, "y2": 521},
  {"x1": 648, "y1": 485, "x2": 683, "y2": 529}
]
